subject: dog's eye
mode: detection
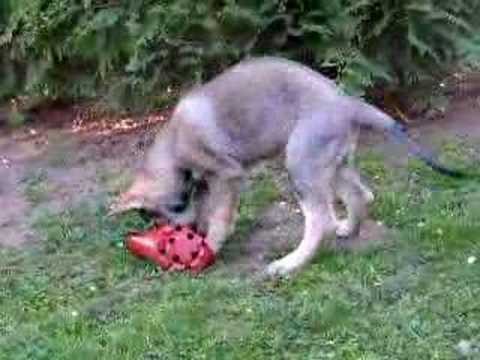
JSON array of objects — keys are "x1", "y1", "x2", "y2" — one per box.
[
  {"x1": 167, "y1": 201, "x2": 188, "y2": 214},
  {"x1": 179, "y1": 191, "x2": 190, "y2": 204},
  {"x1": 184, "y1": 170, "x2": 193, "y2": 182},
  {"x1": 138, "y1": 208, "x2": 163, "y2": 220}
]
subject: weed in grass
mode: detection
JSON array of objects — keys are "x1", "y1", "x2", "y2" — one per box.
[
  {"x1": 7, "y1": 111, "x2": 27, "y2": 128},
  {"x1": 22, "y1": 169, "x2": 52, "y2": 205},
  {"x1": 46, "y1": 149, "x2": 71, "y2": 168},
  {"x1": 234, "y1": 172, "x2": 281, "y2": 236},
  {"x1": 96, "y1": 167, "x2": 133, "y2": 195},
  {"x1": 222, "y1": 172, "x2": 281, "y2": 259}
]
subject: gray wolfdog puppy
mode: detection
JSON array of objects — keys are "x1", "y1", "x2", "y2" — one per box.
[{"x1": 109, "y1": 57, "x2": 461, "y2": 276}]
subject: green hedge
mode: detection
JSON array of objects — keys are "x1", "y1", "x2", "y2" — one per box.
[{"x1": 1, "y1": 0, "x2": 479, "y2": 110}]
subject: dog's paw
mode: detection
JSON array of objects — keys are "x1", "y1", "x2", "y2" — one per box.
[
  {"x1": 364, "y1": 190, "x2": 375, "y2": 204},
  {"x1": 335, "y1": 220, "x2": 353, "y2": 238},
  {"x1": 265, "y1": 258, "x2": 297, "y2": 278}
]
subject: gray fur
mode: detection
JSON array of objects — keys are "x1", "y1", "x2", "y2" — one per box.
[{"x1": 110, "y1": 56, "x2": 458, "y2": 276}]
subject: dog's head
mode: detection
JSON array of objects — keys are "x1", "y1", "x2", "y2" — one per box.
[{"x1": 108, "y1": 168, "x2": 195, "y2": 224}]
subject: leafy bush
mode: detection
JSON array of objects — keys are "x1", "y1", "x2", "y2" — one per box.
[{"x1": 1, "y1": 0, "x2": 479, "y2": 110}]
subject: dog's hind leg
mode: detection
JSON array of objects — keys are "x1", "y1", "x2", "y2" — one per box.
[
  {"x1": 266, "y1": 130, "x2": 342, "y2": 276},
  {"x1": 266, "y1": 195, "x2": 337, "y2": 276},
  {"x1": 344, "y1": 126, "x2": 375, "y2": 204},
  {"x1": 335, "y1": 167, "x2": 372, "y2": 238}
]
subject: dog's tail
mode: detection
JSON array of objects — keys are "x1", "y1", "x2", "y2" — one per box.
[{"x1": 352, "y1": 98, "x2": 466, "y2": 178}]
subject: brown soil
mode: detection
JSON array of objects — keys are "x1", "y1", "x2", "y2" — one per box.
[{"x1": 0, "y1": 108, "x2": 166, "y2": 247}]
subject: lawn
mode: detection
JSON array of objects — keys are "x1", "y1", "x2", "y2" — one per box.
[{"x1": 1, "y1": 141, "x2": 479, "y2": 359}]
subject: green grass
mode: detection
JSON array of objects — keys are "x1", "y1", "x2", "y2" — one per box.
[{"x1": 1, "y1": 148, "x2": 480, "y2": 359}]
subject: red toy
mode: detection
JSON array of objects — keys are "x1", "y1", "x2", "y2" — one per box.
[{"x1": 125, "y1": 224, "x2": 216, "y2": 274}]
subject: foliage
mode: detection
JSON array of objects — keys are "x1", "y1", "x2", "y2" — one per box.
[{"x1": 1, "y1": 0, "x2": 480, "y2": 109}]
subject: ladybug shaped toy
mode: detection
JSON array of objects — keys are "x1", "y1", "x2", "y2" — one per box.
[{"x1": 125, "y1": 224, "x2": 216, "y2": 274}]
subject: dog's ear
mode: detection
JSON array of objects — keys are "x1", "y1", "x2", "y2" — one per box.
[{"x1": 108, "y1": 171, "x2": 154, "y2": 216}]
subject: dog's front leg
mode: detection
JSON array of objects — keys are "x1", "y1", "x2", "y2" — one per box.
[{"x1": 203, "y1": 177, "x2": 241, "y2": 253}]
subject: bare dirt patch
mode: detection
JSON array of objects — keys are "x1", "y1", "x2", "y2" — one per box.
[
  {"x1": 0, "y1": 107, "x2": 166, "y2": 247},
  {"x1": 417, "y1": 97, "x2": 480, "y2": 139},
  {"x1": 224, "y1": 199, "x2": 390, "y2": 275}
]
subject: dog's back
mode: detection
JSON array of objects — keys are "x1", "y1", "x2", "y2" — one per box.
[{"x1": 172, "y1": 57, "x2": 350, "y2": 164}]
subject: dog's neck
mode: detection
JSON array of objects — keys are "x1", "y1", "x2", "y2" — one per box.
[{"x1": 144, "y1": 126, "x2": 177, "y2": 176}]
